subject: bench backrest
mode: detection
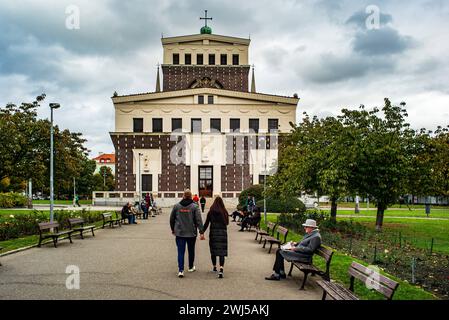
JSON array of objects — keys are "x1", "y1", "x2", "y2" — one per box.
[
  {"x1": 348, "y1": 261, "x2": 399, "y2": 300},
  {"x1": 38, "y1": 222, "x2": 60, "y2": 233},
  {"x1": 267, "y1": 221, "x2": 277, "y2": 235},
  {"x1": 314, "y1": 246, "x2": 334, "y2": 278},
  {"x1": 276, "y1": 226, "x2": 289, "y2": 243},
  {"x1": 68, "y1": 218, "x2": 84, "y2": 227},
  {"x1": 102, "y1": 213, "x2": 113, "y2": 220}
]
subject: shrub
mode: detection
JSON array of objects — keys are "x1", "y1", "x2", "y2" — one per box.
[
  {"x1": 255, "y1": 197, "x2": 306, "y2": 214},
  {"x1": 0, "y1": 192, "x2": 27, "y2": 208},
  {"x1": 238, "y1": 184, "x2": 264, "y2": 208}
]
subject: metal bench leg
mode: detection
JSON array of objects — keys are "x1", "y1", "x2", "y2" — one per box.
[
  {"x1": 68, "y1": 233, "x2": 73, "y2": 244},
  {"x1": 38, "y1": 236, "x2": 42, "y2": 247},
  {"x1": 321, "y1": 290, "x2": 327, "y2": 300},
  {"x1": 263, "y1": 239, "x2": 267, "y2": 248},
  {"x1": 53, "y1": 237, "x2": 58, "y2": 248},
  {"x1": 91, "y1": 228, "x2": 95, "y2": 237},
  {"x1": 300, "y1": 272, "x2": 309, "y2": 290},
  {"x1": 80, "y1": 231, "x2": 84, "y2": 239},
  {"x1": 288, "y1": 263, "x2": 294, "y2": 276},
  {"x1": 255, "y1": 233, "x2": 259, "y2": 241},
  {"x1": 268, "y1": 243, "x2": 273, "y2": 254}
]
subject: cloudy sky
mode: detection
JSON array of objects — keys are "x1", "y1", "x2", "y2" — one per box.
[{"x1": 1, "y1": 0, "x2": 448, "y2": 157}]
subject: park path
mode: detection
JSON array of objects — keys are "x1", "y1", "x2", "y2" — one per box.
[{"x1": 0, "y1": 208, "x2": 321, "y2": 300}]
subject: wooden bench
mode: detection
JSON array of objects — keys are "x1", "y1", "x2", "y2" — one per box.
[
  {"x1": 255, "y1": 221, "x2": 277, "y2": 243},
  {"x1": 263, "y1": 225, "x2": 289, "y2": 254},
  {"x1": 68, "y1": 218, "x2": 95, "y2": 239},
  {"x1": 287, "y1": 246, "x2": 334, "y2": 290},
  {"x1": 317, "y1": 261, "x2": 399, "y2": 300},
  {"x1": 102, "y1": 212, "x2": 121, "y2": 228},
  {"x1": 38, "y1": 221, "x2": 74, "y2": 248}
]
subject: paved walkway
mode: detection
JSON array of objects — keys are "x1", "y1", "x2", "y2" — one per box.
[{"x1": 0, "y1": 209, "x2": 321, "y2": 300}]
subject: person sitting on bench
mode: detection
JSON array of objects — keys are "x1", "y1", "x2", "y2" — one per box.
[
  {"x1": 239, "y1": 207, "x2": 261, "y2": 231},
  {"x1": 230, "y1": 209, "x2": 244, "y2": 222},
  {"x1": 122, "y1": 202, "x2": 137, "y2": 224},
  {"x1": 265, "y1": 219, "x2": 321, "y2": 280}
]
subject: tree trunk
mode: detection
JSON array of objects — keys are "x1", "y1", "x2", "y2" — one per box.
[
  {"x1": 375, "y1": 203, "x2": 386, "y2": 231},
  {"x1": 330, "y1": 196, "x2": 337, "y2": 222}
]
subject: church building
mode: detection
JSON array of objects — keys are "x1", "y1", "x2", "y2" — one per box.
[{"x1": 105, "y1": 13, "x2": 298, "y2": 206}]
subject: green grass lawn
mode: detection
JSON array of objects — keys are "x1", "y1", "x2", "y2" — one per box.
[
  {"x1": 260, "y1": 215, "x2": 437, "y2": 300},
  {"x1": 0, "y1": 209, "x2": 106, "y2": 217},
  {"x1": 337, "y1": 216, "x2": 449, "y2": 255},
  {"x1": 32, "y1": 200, "x2": 92, "y2": 205},
  {"x1": 320, "y1": 202, "x2": 449, "y2": 210},
  {"x1": 332, "y1": 208, "x2": 449, "y2": 219}
]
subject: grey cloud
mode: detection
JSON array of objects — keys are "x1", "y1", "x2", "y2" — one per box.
[
  {"x1": 300, "y1": 53, "x2": 395, "y2": 83},
  {"x1": 352, "y1": 27, "x2": 413, "y2": 56},
  {"x1": 346, "y1": 9, "x2": 393, "y2": 29}
]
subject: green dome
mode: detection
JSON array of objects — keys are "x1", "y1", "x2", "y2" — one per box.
[{"x1": 200, "y1": 26, "x2": 212, "y2": 34}]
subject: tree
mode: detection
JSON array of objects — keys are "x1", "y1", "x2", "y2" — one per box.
[
  {"x1": 93, "y1": 166, "x2": 115, "y2": 191},
  {"x1": 339, "y1": 98, "x2": 416, "y2": 230}
]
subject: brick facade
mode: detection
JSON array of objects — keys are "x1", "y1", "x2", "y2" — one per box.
[{"x1": 162, "y1": 65, "x2": 250, "y2": 92}]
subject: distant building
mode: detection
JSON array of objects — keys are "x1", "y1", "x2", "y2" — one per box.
[{"x1": 93, "y1": 153, "x2": 116, "y2": 175}]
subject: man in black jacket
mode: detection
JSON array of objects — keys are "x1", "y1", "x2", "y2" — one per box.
[
  {"x1": 170, "y1": 190, "x2": 204, "y2": 278},
  {"x1": 265, "y1": 219, "x2": 321, "y2": 280}
]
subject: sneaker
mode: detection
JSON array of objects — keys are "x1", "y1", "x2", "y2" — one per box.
[
  {"x1": 279, "y1": 272, "x2": 287, "y2": 279},
  {"x1": 218, "y1": 271, "x2": 223, "y2": 278},
  {"x1": 212, "y1": 267, "x2": 217, "y2": 272},
  {"x1": 178, "y1": 271, "x2": 184, "y2": 278},
  {"x1": 188, "y1": 266, "x2": 196, "y2": 272},
  {"x1": 265, "y1": 274, "x2": 280, "y2": 281}
]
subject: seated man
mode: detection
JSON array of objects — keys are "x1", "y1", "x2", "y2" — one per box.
[
  {"x1": 121, "y1": 202, "x2": 137, "y2": 224},
  {"x1": 230, "y1": 209, "x2": 244, "y2": 222},
  {"x1": 239, "y1": 207, "x2": 261, "y2": 231},
  {"x1": 265, "y1": 219, "x2": 321, "y2": 280}
]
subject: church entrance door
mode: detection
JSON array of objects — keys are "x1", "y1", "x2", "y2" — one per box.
[{"x1": 198, "y1": 166, "x2": 213, "y2": 197}]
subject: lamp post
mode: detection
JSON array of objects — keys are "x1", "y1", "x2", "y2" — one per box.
[
  {"x1": 103, "y1": 170, "x2": 107, "y2": 191},
  {"x1": 49, "y1": 103, "x2": 60, "y2": 223}
]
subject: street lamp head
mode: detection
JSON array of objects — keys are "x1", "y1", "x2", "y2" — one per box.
[{"x1": 49, "y1": 103, "x2": 60, "y2": 109}]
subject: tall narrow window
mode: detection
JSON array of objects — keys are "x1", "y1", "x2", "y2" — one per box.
[
  {"x1": 191, "y1": 118, "x2": 202, "y2": 133},
  {"x1": 210, "y1": 119, "x2": 221, "y2": 132},
  {"x1": 198, "y1": 95, "x2": 205, "y2": 104},
  {"x1": 230, "y1": 118, "x2": 240, "y2": 132},
  {"x1": 232, "y1": 54, "x2": 239, "y2": 65},
  {"x1": 172, "y1": 118, "x2": 182, "y2": 132},
  {"x1": 268, "y1": 119, "x2": 279, "y2": 132},
  {"x1": 197, "y1": 54, "x2": 203, "y2": 65},
  {"x1": 208, "y1": 95, "x2": 214, "y2": 104},
  {"x1": 133, "y1": 118, "x2": 143, "y2": 132},
  {"x1": 208, "y1": 54, "x2": 215, "y2": 65},
  {"x1": 173, "y1": 53, "x2": 179, "y2": 65},
  {"x1": 152, "y1": 118, "x2": 163, "y2": 133},
  {"x1": 185, "y1": 54, "x2": 191, "y2": 65},
  {"x1": 220, "y1": 54, "x2": 227, "y2": 65},
  {"x1": 249, "y1": 119, "x2": 259, "y2": 133}
]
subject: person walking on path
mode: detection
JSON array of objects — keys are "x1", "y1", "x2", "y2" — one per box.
[
  {"x1": 170, "y1": 190, "x2": 205, "y2": 278},
  {"x1": 203, "y1": 196, "x2": 229, "y2": 278},
  {"x1": 75, "y1": 194, "x2": 81, "y2": 207},
  {"x1": 265, "y1": 219, "x2": 321, "y2": 281},
  {"x1": 193, "y1": 194, "x2": 200, "y2": 205},
  {"x1": 200, "y1": 195, "x2": 206, "y2": 213}
]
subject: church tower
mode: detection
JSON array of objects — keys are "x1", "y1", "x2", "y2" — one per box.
[{"x1": 103, "y1": 11, "x2": 299, "y2": 207}]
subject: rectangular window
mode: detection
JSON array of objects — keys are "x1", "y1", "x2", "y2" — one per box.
[
  {"x1": 268, "y1": 119, "x2": 279, "y2": 132},
  {"x1": 230, "y1": 118, "x2": 240, "y2": 132},
  {"x1": 185, "y1": 54, "x2": 191, "y2": 65},
  {"x1": 172, "y1": 118, "x2": 182, "y2": 132},
  {"x1": 152, "y1": 118, "x2": 163, "y2": 133},
  {"x1": 208, "y1": 95, "x2": 214, "y2": 104},
  {"x1": 259, "y1": 175, "x2": 268, "y2": 185},
  {"x1": 220, "y1": 54, "x2": 227, "y2": 65},
  {"x1": 197, "y1": 54, "x2": 203, "y2": 65},
  {"x1": 210, "y1": 119, "x2": 221, "y2": 132},
  {"x1": 133, "y1": 118, "x2": 143, "y2": 133},
  {"x1": 173, "y1": 53, "x2": 179, "y2": 65},
  {"x1": 209, "y1": 54, "x2": 215, "y2": 65},
  {"x1": 191, "y1": 118, "x2": 202, "y2": 133},
  {"x1": 249, "y1": 119, "x2": 259, "y2": 133},
  {"x1": 198, "y1": 95, "x2": 205, "y2": 104},
  {"x1": 232, "y1": 54, "x2": 239, "y2": 65}
]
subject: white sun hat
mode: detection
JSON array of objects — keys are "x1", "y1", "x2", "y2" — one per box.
[{"x1": 302, "y1": 219, "x2": 318, "y2": 228}]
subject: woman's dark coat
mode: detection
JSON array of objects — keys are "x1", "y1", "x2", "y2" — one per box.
[{"x1": 203, "y1": 209, "x2": 228, "y2": 257}]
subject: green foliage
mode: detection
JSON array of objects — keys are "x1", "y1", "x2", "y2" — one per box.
[
  {"x1": 0, "y1": 209, "x2": 106, "y2": 241},
  {"x1": 255, "y1": 197, "x2": 306, "y2": 213},
  {"x1": 238, "y1": 184, "x2": 264, "y2": 208},
  {"x1": 92, "y1": 166, "x2": 115, "y2": 191},
  {"x1": 0, "y1": 192, "x2": 27, "y2": 208}
]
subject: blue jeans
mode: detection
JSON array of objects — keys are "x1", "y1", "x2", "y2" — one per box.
[
  {"x1": 176, "y1": 236, "x2": 196, "y2": 272},
  {"x1": 128, "y1": 214, "x2": 136, "y2": 224}
]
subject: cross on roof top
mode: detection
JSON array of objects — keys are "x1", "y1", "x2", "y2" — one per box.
[{"x1": 200, "y1": 10, "x2": 212, "y2": 27}]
